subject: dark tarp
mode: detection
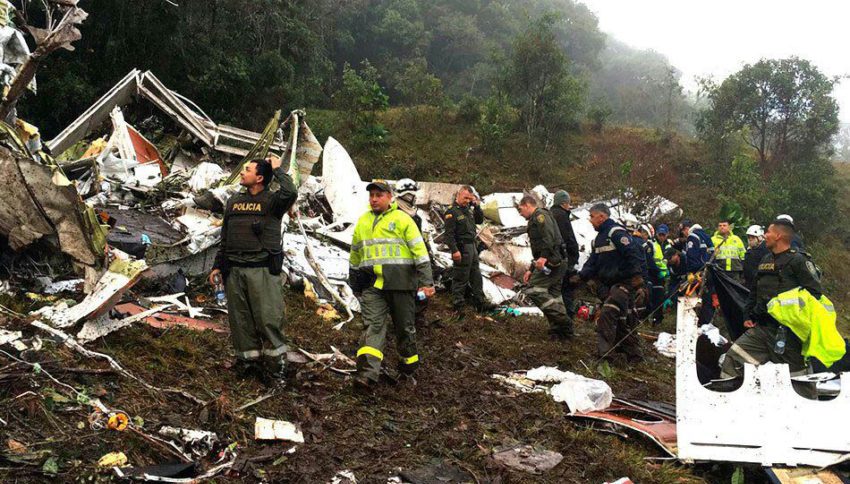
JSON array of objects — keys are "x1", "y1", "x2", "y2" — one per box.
[{"x1": 707, "y1": 265, "x2": 749, "y2": 341}]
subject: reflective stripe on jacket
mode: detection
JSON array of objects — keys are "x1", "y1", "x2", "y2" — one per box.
[
  {"x1": 350, "y1": 203, "x2": 433, "y2": 291},
  {"x1": 711, "y1": 232, "x2": 746, "y2": 272},
  {"x1": 767, "y1": 287, "x2": 846, "y2": 367}
]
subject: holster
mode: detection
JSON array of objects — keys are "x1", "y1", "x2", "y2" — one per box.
[{"x1": 268, "y1": 251, "x2": 283, "y2": 276}]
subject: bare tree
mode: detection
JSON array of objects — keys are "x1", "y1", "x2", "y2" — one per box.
[{"x1": 0, "y1": 0, "x2": 87, "y2": 121}]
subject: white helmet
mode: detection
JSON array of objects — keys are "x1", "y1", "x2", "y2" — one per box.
[
  {"x1": 639, "y1": 223, "x2": 654, "y2": 238},
  {"x1": 746, "y1": 225, "x2": 764, "y2": 237},
  {"x1": 777, "y1": 214, "x2": 794, "y2": 224},
  {"x1": 394, "y1": 178, "x2": 418, "y2": 196}
]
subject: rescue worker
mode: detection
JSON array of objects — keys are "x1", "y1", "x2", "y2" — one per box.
[
  {"x1": 394, "y1": 178, "x2": 433, "y2": 326},
  {"x1": 742, "y1": 225, "x2": 767, "y2": 290},
  {"x1": 651, "y1": 225, "x2": 673, "y2": 323},
  {"x1": 349, "y1": 180, "x2": 435, "y2": 389},
  {"x1": 443, "y1": 185, "x2": 486, "y2": 314},
  {"x1": 711, "y1": 219, "x2": 746, "y2": 279},
  {"x1": 209, "y1": 156, "x2": 297, "y2": 385},
  {"x1": 720, "y1": 219, "x2": 822, "y2": 398},
  {"x1": 517, "y1": 195, "x2": 573, "y2": 340},
  {"x1": 570, "y1": 203, "x2": 646, "y2": 363},
  {"x1": 551, "y1": 190, "x2": 580, "y2": 318},
  {"x1": 777, "y1": 214, "x2": 805, "y2": 250},
  {"x1": 681, "y1": 220, "x2": 715, "y2": 325}
]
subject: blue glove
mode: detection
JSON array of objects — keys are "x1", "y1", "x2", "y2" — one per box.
[{"x1": 662, "y1": 299, "x2": 673, "y2": 310}]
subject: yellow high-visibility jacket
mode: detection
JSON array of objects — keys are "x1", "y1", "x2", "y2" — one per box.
[
  {"x1": 712, "y1": 232, "x2": 746, "y2": 272},
  {"x1": 767, "y1": 287, "x2": 846, "y2": 367},
  {"x1": 349, "y1": 202, "x2": 433, "y2": 291}
]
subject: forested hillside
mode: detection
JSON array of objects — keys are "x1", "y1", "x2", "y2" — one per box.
[{"x1": 20, "y1": 0, "x2": 690, "y2": 136}]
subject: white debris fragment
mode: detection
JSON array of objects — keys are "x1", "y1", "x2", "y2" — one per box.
[
  {"x1": 321, "y1": 137, "x2": 368, "y2": 225},
  {"x1": 698, "y1": 323, "x2": 728, "y2": 347},
  {"x1": 522, "y1": 366, "x2": 613, "y2": 414},
  {"x1": 0, "y1": 329, "x2": 22, "y2": 346},
  {"x1": 187, "y1": 162, "x2": 226, "y2": 192},
  {"x1": 330, "y1": 470, "x2": 358, "y2": 484},
  {"x1": 158, "y1": 426, "x2": 219, "y2": 457},
  {"x1": 653, "y1": 332, "x2": 676, "y2": 358},
  {"x1": 42, "y1": 279, "x2": 85, "y2": 295},
  {"x1": 254, "y1": 417, "x2": 305, "y2": 443}
]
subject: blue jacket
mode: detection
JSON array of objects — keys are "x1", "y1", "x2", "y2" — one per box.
[
  {"x1": 639, "y1": 238, "x2": 661, "y2": 282},
  {"x1": 684, "y1": 228, "x2": 713, "y2": 273},
  {"x1": 579, "y1": 218, "x2": 644, "y2": 285}
]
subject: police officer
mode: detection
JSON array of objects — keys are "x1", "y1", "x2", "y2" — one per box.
[
  {"x1": 551, "y1": 190, "x2": 580, "y2": 318},
  {"x1": 711, "y1": 219, "x2": 746, "y2": 279},
  {"x1": 209, "y1": 156, "x2": 297, "y2": 385},
  {"x1": 443, "y1": 185, "x2": 486, "y2": 313},
  {"x1": 777, "y1": 214, "x2": 805, "y2": 250},
  {"x1": 720, "y1": 219, "x2": 821, "y2": 398},
  {"x1": 571, "y1": 203, "x2": 645, "y2": 363},
  {"x1": 742, "y1": 225, "x2": 767, "y2": 290},
  {"x1": 349, "y1": 180, "x2": 434, "y2": 389},
  {"x1": 394, "y1": 178, "x2": 433, "y2": 326},
  {"x1": 517, "y1": 195, "x2": 573, "y2": 340}
]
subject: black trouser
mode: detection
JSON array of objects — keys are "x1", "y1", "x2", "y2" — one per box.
[
  {"x1": 649, "y1": 277, "x2": 666, "y2": 325},
  {"x1": 560, "y1": 267, "x2": 577, "y2": 316}
]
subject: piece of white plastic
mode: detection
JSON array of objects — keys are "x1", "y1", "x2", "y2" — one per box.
[
  {"x1": 654, "y1": 332, "x2": 676, "y2": 358},
  {"x1": 254, "y1": 417, "x2": 305, "y2": 443},
  {"x1": 525, "y1": 366, "x2": 613, "y2": 414}
]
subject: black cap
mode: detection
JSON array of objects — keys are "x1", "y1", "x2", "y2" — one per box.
[{"x1": 366, "y1": 179, "x2": 392, "y2": 193}]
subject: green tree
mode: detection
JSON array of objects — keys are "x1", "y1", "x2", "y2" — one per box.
[
  {"x1": 394, "y1": 58, "x2": 443, "y2": 106},
  {"x1": 338, "y1": 60, "x2": 390, "y2": 150},
  {"x1": 505, "y1": 15, "x2": 585, "y2": 147},
  {"x1": 698, "y1": 57, "x2": 840, "y2": 174}
]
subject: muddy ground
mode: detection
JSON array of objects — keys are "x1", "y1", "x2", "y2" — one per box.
[{"x1": 0, "y1": 283, "x2": 776, "y2": 483}]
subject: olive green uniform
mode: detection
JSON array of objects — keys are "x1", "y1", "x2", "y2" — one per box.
[
  {"x1": 213, "y1": 167, "x2": 297, "y2": 372},
  {"x1": 525, "y1": 207, "x2": 572, "y2": 338},
  {"x1": 720, "y1": 248, "x2": 822, "y2": 398},
  {"x1": 444, "y1": 202, "x2": 485, "y2": 310}
]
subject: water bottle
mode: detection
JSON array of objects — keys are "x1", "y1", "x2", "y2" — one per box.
[
  {"x1": 213, "y1": 273, "x2": 226, "y2": 307},
  {"x1": 540, "y1": 265, "x2": 552, "y2": 276},
  {"x1": 416, "y1": 290, "x2": 426, "y2": 301},
  {"x1": 774, "y1": 326, "x2": 787, "y2": 355}
]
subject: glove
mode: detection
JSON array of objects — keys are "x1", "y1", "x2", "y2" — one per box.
[
  {"x1": 659, "y1": 270, "x2": 668, "y2": 280},
  {"x1": 687, "y1": 273, "x2": 696, "y2": 284},
  {"x1": 662, "y1": 299, "x2": 673, "y2": 310},
  {"x1": 630, "y1": 274, "x2": 644, "y2": 289}
]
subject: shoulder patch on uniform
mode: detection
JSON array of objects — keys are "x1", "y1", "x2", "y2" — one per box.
[
  {"x1": 806, "y1": 260, "x2": 818, "y2": 277},
  {"x1": 687, "y1": 241, "x2": 694, "y2": 249},
  {"x1": 620, "y1": 236, "x2": 630, "y2": 245},
  {"x1": 445, "y1": 213, "x2": 453, "y2": 219},
  {"x1": 537, "y1": 214, "x2": 545, "y2": 223}
]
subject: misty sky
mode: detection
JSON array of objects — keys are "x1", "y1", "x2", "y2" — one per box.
[{"x1": 580, "y1": 0, "x2": 850, "y2": 122}]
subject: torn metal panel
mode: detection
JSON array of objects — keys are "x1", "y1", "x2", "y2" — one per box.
[
  {"x1": 570, "y1": 399, "x2": 678, "y2": 457},
  {"x1": 114, "y1": 302, "x2": 227, "y2": 333},
  {"x1": 0, "y1": 145, "x2": 100, "y2": 265},
  {"x1": 676, "y1": 296, "x2": 850, "y2": 467},
  {"x1": 48, "y1": 70, "x2": 285, "y2": 158},
  {"x1": 33, "y1": 257, "x2": 148, "y2": 328},
  {"x1": 765, "y1": 467, "x2": 848, "y2": 484},
  {"x1": 321, "y1": 137, "x2": 368, "y2": 225}
]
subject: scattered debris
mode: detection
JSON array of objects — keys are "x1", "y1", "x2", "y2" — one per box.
[
  {"x1": 525, "y1": 366, "x2": 613, "y2": 414},
  {"x1": 491, "y1": 445, "x2": 563, "y2": 474},
  {"x1": 254, "y1": 417, "x2": 305, "y2": 443},
  {"x1": 654, "y1": 332, "x2": 676, "y2": 358},
  {"x1": 158, "y1": 426, "x2": 218, "y2": 457}
]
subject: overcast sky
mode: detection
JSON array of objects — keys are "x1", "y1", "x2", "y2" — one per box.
[{"x1": 579, "y1": 0, "x2": 850, "y2": 122}]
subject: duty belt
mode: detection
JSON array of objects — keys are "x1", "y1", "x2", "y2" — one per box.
[{"x1": 228, "y1": 259, "x2": 268, "y2": 268}]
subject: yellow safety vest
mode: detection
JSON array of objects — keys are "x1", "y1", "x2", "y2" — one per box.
[
  {"x1": 767, "y1": 287, "x2": 846, "y2": 367},
  {"x1": 652, "y1": 240, "x2": 668, "y2": 273},
  {"x1": 711, "y1": 232, "x2": 746, "y2": 272},
  {"x1": 350, "y1": 202, "x2": 431, "y2": 291}
]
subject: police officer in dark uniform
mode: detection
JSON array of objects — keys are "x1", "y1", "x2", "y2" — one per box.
[
  {"x1": 209, "y1": 156, "x2": 297, "y2": 384},
  {"x1": 721, "y1": 219, "x2": 822, "y2": 398},
  {"x1": 551, "y1": 190, "x2": 580, "y2": 318},
  {"x1": 444, "y1": 185, "x2": 486, "y2": 313},
  {"x1": 517, "y1": 195, "x2": 573, "y2": 339},
  {"x1": 571, "y1": 203, "x2": 646, "y2": 363}
]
